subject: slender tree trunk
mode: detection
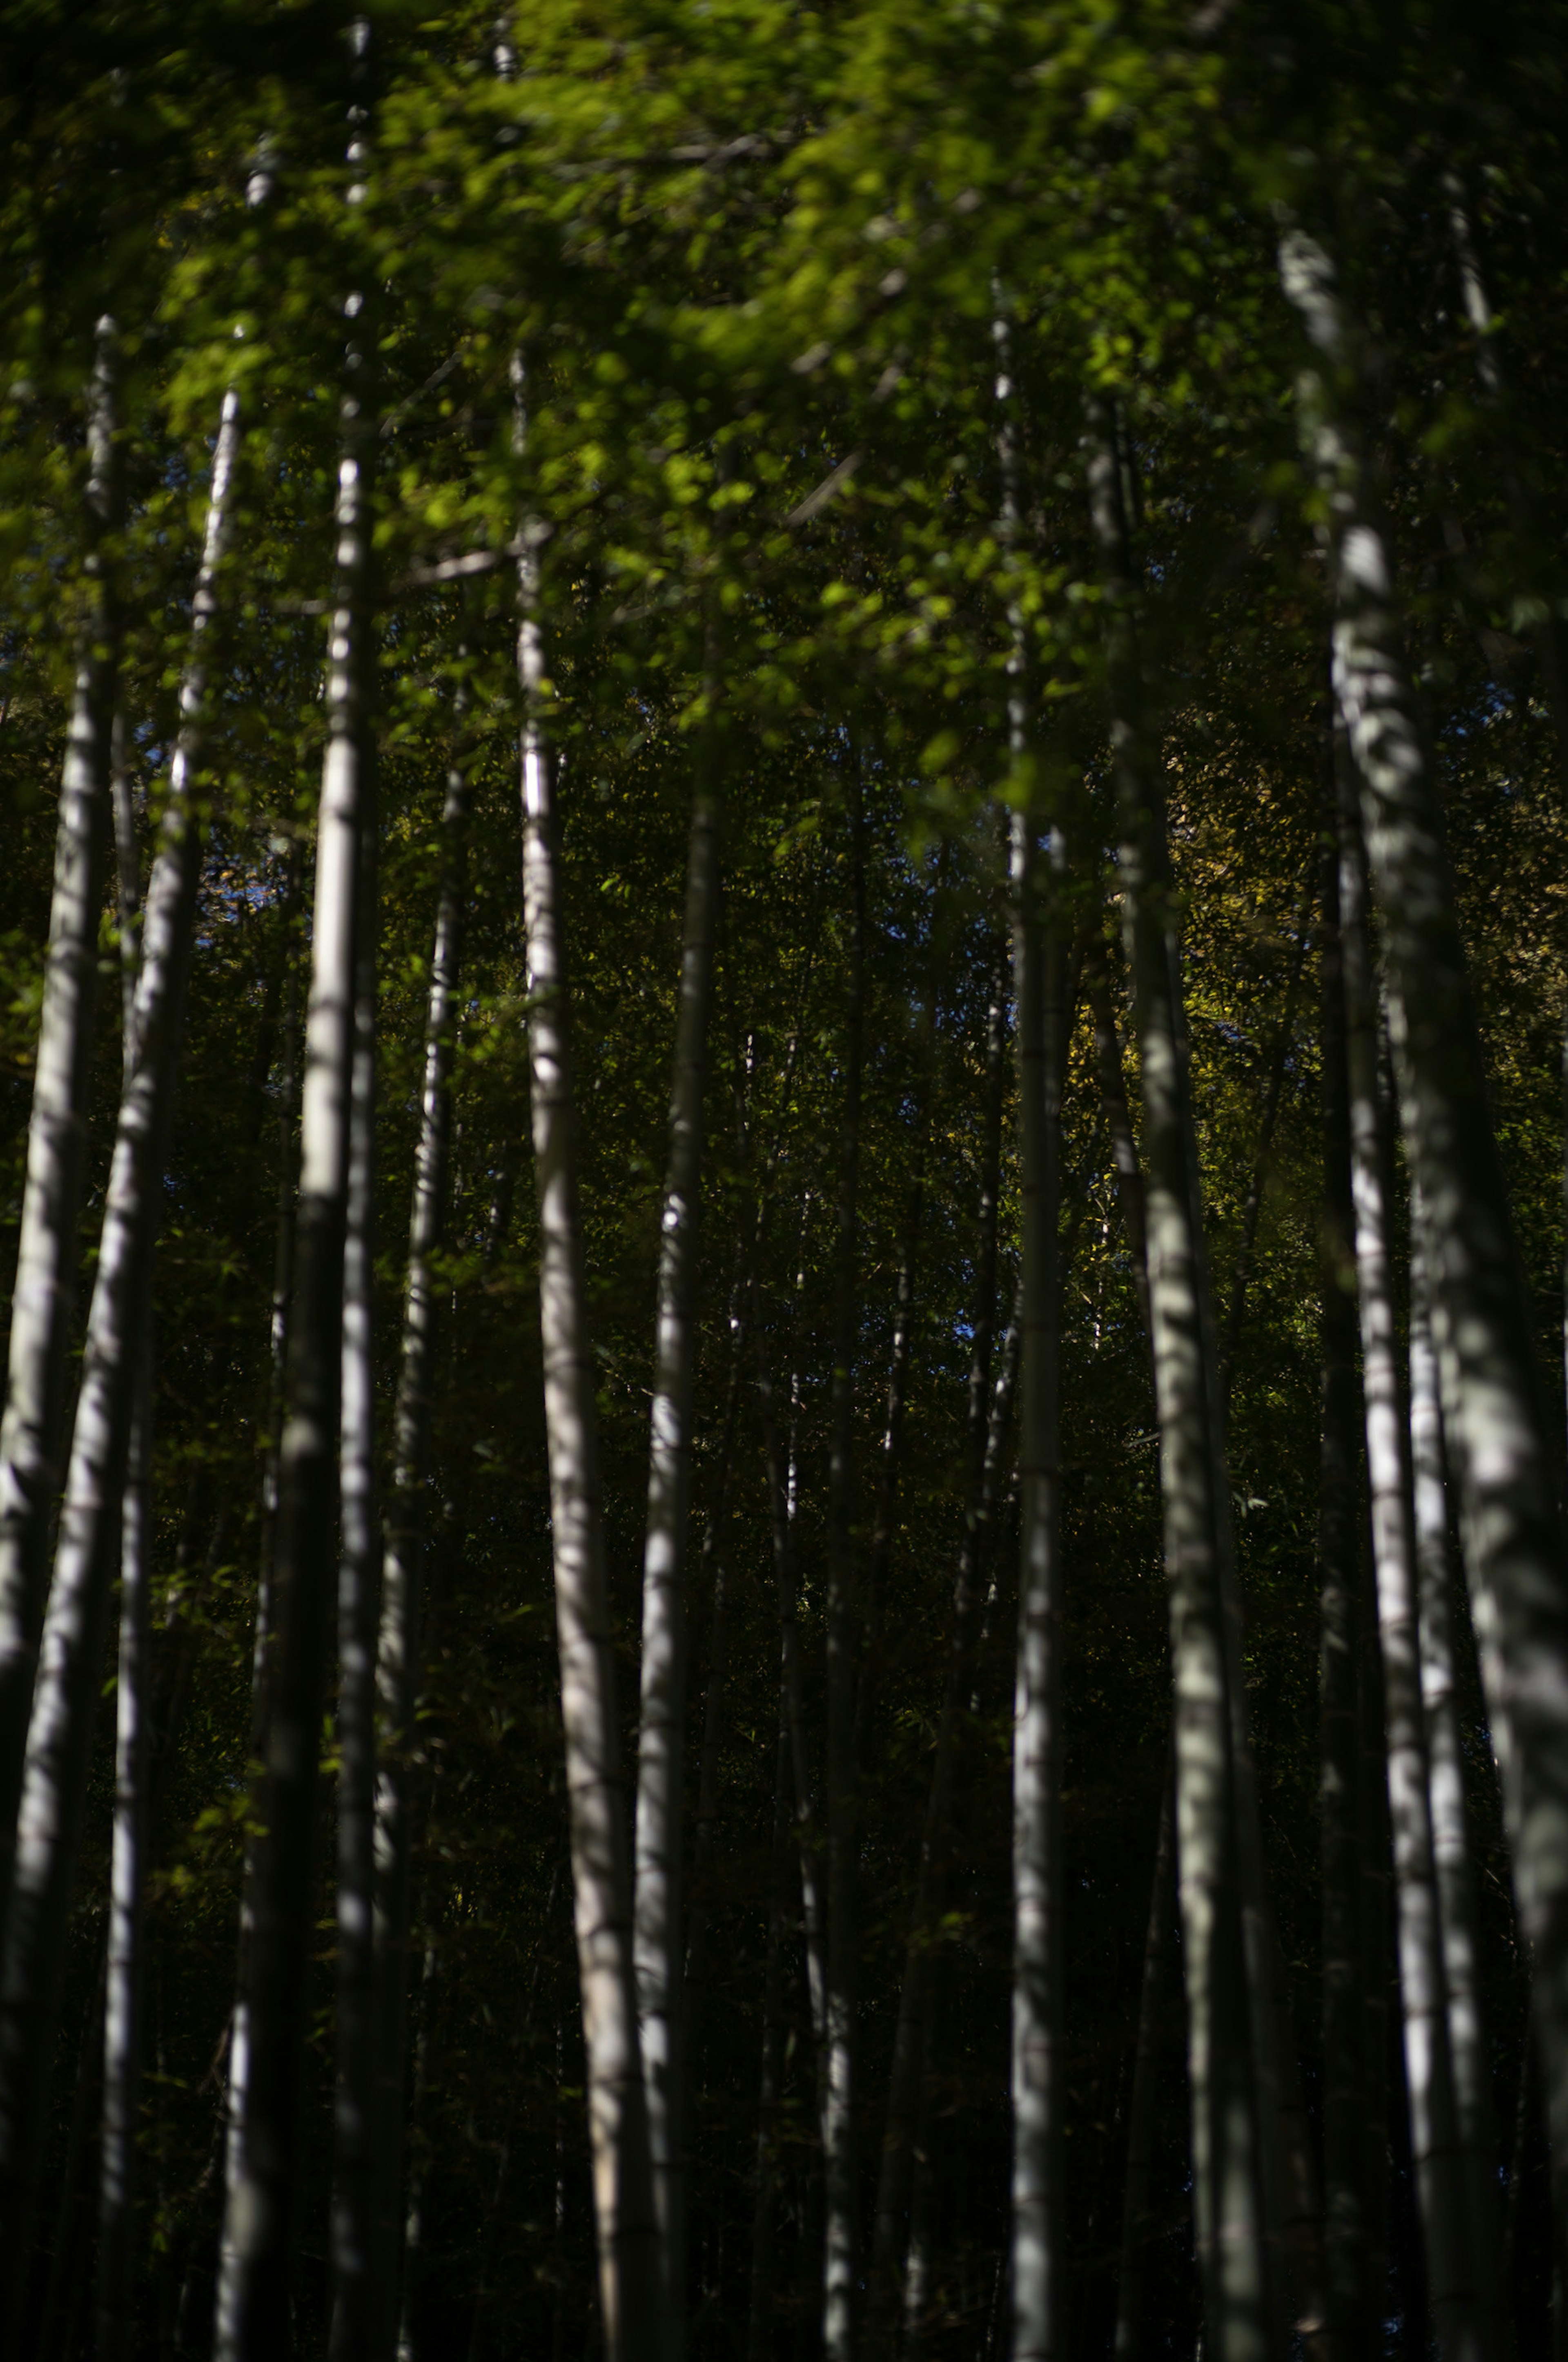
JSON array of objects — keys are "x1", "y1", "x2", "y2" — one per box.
[
  {"x1": 0, "y1": 319, "x2": 121, "y2": 1940},
  {"x1": 822, "y1": 780, "x2": 866, "y2": 2362},
  {"x1": 1339, "y1": 740, "x2": 1487, "y2": 2358},
  {"x1": 333, "y1": 807, "x2": 380, "y2": 2362},
  {"x1": 635, "y1": 732, "x2": 720, "y2": 2344},
  {"x1": 0, "y1": 385, "x2": 236, "y2": 2304},
  {"x1": 375, "y1": 684, "x2": 471, "y2": 2346},
  {"x1": 1009, "y1": 803, "x2": 1066, "y2": 2362},
  {"x1": 396, "y1": 1934, "x2": 439, "y2": 2362},
  {"x1": 514, "y1": 358, "x2": 664, "y2": 2362},
  {"x1": 1282, "y1": 214, "x2": 1568, "y2": 2276},
  {"x1": 218, "y1": 190, "x2": 377, "y2": 2345},
  {"x1": 96, "y1": 1317, "x2": 153, "y2": 2362},
  {"x1": 1086, "y1": 397, "x2": 1276, "y2": 2362},
  {"x1": 1315, "y1": 794, "x2": 1372, "y2": 2357},
  {"x1": 1409, "y1": 1173, "x2": 1506, "y2": 2343}
]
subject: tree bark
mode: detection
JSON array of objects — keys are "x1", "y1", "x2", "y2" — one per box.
[
  {"x1": 1086, "y1": 394, "x2": 1276, "y2": 2362},
  {"x1": 0, "y1": 317, "x2": 121, "y2": 1943},
  {"x1": 1315, "y1": 790, "x2": 1372, "y2": 2357},
  {"x1": 375, "y1": 682, "x2": 471, "y2": 2348},
  {"x1": 514, "y1": 356, "x2": 665, "y2": 2362},
  {"x1": 1281, "y1": 217, "x2": 1562, "y2": 2307},
  {"x1": 0, "y1": 383, "x2": 234, "y2": 2305},
  {"x1": 822, "y1": 777, "x2": 866, "y2": 2362},
  {"x1": 1009, "y1": 801, "x2": 1066, "y2": 2362},
  {"x1": 332, "y1": 804, "x2": 380, "y2": 2362},
  {"x1": 635, "y1": 729, "x2": 720, "y2": 2345},
  {"x1": 96, "y1": 1319, "x2": 153, "y2": 2362},
  {"x1": 218, "y1": 210, "x2": 377, "y2": 2349},
  {"x1": 1409, "y1": 1171, "x2": 1506, "y2": 2345},
  {"x1": 1338, "y1": 764, "x2": 1483, "y2": 2357}
]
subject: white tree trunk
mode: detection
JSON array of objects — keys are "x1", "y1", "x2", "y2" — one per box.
[
  {"x1": 1338, "y1": 778, "x2": 1483, "y2": 2358},
  {"x1": 218, "y1": 219, "x2": 375, "y2": 2350},
  {"x1": 634, "y1": 745, "x2": 719, "y2": 2342},
  {"x1": 96, "y1": 1320, "x2": 152, "y2": 2362},
  {"x1": 515, "y1": 361, "x2": 665, "y2": 2362},
  {"x1": 1409, "y1": 1174, "x2": 1506, "y2": 2342},
  {"x1": 0, "y1": 318, "x2": 121, "y2": 1937},
  {"x1": 1280, "y1": 218, "x2": 1568, "y2": 2284},
  {"x1": 376, "y1": 683, "x2": 471, "y2": 2340},
  {"x1": 332, "y1": 809, "x2": 380, "y2": 2362},
  {"x1": 0, "y1": 384, "x2": 235, "y2": 2299},
  {"x1": 1086, "y1": 397, "x2": 1276, "y2": 2361},
  {"x1": 1009, "y1": 807, "x2": 1065, "y2": 2362}
]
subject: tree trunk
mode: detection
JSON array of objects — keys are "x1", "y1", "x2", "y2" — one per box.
[
  {"x1": 1281, "y1": 216, "x2": 1555, "y2": 2315},
  {"x1": 0, "y1": 318, "x2": 121, "y2": 1942},
  {"x1": 1409, "y1": 1171, "x2": 1506, "y2": 2344},
  {"x1": 823, "y1": 779, "x2": 866, "y2": 2362},
  {"x1": 1315, "y1": 790, "x2": 1372, "y2": 2357},
  {"x1": 332, "y1": 806, "x2": 381, "y2": 2362},
  {"x1": 375, "y1": 682, "x2": 471, "y2": 2346},
  {"x1": 515, "y1": 357, "x2": 665, "y2": 2362},
  {"x1": 96, "y1": 1320, "x2": 153, "y2": 2362},
  {"x1": 218, "y1": 228, "x2": 377, "y2": 2350},
  {"x1": 1086, "y1": 396, "x2": 1276, "y2": 2362},
  {"x1": 1009, "y1": 803, "x2": 1066, "y2": 2362},
  {"x1": 1338, "y1": 766, "x2": 1483, "y2": 2358},
  {"x1": 0, "y1": 384, "x2": 235, "y2": 2304},
  {"x1": 635, "y1": 733, "x2": 720, "y2": 2344}
]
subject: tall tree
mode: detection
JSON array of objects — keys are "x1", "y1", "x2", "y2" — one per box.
[
  {"x1": 0, "y1": 380, "x2": 235, "y2": 2308},
  {"x1": 1281, "y1": 214, "x2": 1568, "y2": 2270},
  {"x1": 633, "y1": 691, "x2": 720, "y2": 2341},
  {"x1": 515, "y1": 361, "x2": 666, "y2": 2362},
  {"x1": 0, "y1": 319, "x2": 122, "y2": 1941},
  {"x1": 217, "y1": 67, "x2": 379, "y2": 2335}
]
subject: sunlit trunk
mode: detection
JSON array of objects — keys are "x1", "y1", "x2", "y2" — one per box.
[
  {"x1": 0, "y1": 319, "x2": 121, "y2": 1941},
  {"x1": 1281, "y1": 217, "x2": 1562, "y2": 2308},
  {"x1": 1409, "y1": 1173, "x2": 1506, "y2": 2344},
  {"x1": 0, "y1": 384, "x2": 234, "y2": 2303},
  {"x1": 219, "y1": 127, "x2": 376, "y2": 2337},
  {"x1": 823, "y1": 779, "x2": 866, "y2": 2362},
  {"x1": 635, "y1": 726, "x2": 719, "y2": 2342},
  {"x1": 332, "y1": 807, "x2": 380, "y2": 2362},
  {"x1": 1086, "y1": 395, "x2": 1275, "y2": 2362},
  {"x1": 515, "y1": 356, "x2": 665, "y2": 2362},
  {"x1": 376, "y1": 681, "x2": 471, "y2": 2342},
  {"x1": 1338, "y1": 765, "x2": 1483, "y2": 2357}
]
